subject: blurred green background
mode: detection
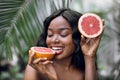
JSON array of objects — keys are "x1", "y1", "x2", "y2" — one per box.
[{"x1": 0, "y1": 0, "x2": 120, "y2": 80}]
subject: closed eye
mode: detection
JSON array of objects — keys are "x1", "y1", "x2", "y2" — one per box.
[
  {"x1": 47, "y1": 34, "x2": 53, "y2": 37},
  {"x1": 60, "y1": 34, "x2": 68, "y2": 37}
]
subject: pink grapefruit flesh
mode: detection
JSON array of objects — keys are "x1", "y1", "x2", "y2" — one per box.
[
  {"x1": 78, "y1": 13, "x2": 103, "y2": 38},
  {"x1": 31, "y1": 47, "x2": 55, "y2": 60}
]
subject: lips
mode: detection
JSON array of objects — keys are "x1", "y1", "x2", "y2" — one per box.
[{"x1": 52, "y1": 46, "x2": 64, "y2": 54}]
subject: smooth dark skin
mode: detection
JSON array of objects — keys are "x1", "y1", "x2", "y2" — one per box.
[{"x1": 24, "y1": 16, "x2": 104, "y2": 80}]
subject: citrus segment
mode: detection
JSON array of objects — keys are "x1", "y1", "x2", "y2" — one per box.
[
  {"x1": 31, "y1": 47, "x2": 55, "y2": 60},
  {"x1": 78, "y1": 13, "x2": 103, "y2": 38}
]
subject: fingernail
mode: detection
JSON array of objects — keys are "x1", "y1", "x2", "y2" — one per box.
[
  {"x1": 50, "y1": 61, "x2": 53, "y2": 63},
  {"x1": 44, "y1": 57, "x2": 47, "y2": 60}
]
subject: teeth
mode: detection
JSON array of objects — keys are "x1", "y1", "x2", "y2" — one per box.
[{"x1": 52, "y1": 47, "x2": 63, "y2": 50}]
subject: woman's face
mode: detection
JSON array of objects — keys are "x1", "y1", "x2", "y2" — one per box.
[{"x1": 46, "y1": 16, "x2": 75, "y2": 60}]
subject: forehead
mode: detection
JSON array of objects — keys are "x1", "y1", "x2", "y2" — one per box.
[{"x1": 48, "y1": 16, "x2": 71, "y2": 29}]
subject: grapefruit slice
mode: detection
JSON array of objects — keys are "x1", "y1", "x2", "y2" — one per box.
[
  {"x1": 78, "y1": 13, "x2": 103, "y2": 38},
  {"x1": 31, "y1": 47, "x2": 55, "y2": 60}
]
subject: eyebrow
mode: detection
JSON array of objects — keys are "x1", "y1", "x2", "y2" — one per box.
[{"x1": 48, "y1": 27, "x2": 71, "y2": 31}]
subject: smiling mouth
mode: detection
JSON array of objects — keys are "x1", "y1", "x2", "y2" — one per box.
[{"x1": 52, "y1": 47, "x2": 64, "y2": 54}]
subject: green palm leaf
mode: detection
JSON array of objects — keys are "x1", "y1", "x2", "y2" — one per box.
[{"x1": 0, "y1": 0, "x2": 72, "y2": 60}]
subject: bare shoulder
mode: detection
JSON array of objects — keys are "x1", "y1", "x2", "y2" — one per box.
[
  {"x1": 24, "y1": 65, "x2": 41, "y2": 80},
  {"x1": 74, "y1": 69, "x2": 84, "y2": 80}
]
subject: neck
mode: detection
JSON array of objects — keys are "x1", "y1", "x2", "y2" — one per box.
[{"x1": 53, "y1": 57, "x2": 73, "y2": 70}]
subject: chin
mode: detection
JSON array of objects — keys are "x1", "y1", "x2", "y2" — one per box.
[{"x1": 53, "y1": 55, "x2": 65, "y2": 60}]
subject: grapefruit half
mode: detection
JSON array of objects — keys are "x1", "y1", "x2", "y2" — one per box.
[
  {"x1": 78, "y1": 13, "x2": 103, "y2": 38},
  {"x1": 31, "y1": 47, "x2": 55, "y2": 60}
]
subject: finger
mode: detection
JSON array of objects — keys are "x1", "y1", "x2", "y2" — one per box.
[
  {"x1": 80, "y1": 35, "x2": 86, "y2": 45},
  {"x1": 102, "y1": 25, "x2": 105, "y2": 34},
  {"x1": 42, "y1": 60, "x2": 53, "y2": 65},
  {"x1": 86, "y1": 38, "x2": 91, "y2": 43},
  {"x1": 39, "y1": 57, "x2": 48, "y2": 62},
  {"x1": 28, "y1": 51, "x2": 35, "y2": 64},
  {"x1": 29, "y1": 63, "x2": 37, "y2": 69},
  {"x1": 102, "y1": 19, "x2": 105, "y2": 26},
  {"x1": 29, "y1": 50, "x2": 32, "y2": 55},
  {"x1": 101, "y1": 19, "x2": 105, "y2": 35},
  {"x1": 50, "y1": 61, "x2": 53, "y2": 63},
  {"x1": 81, "y1": 35, "x2": 85, "y2": 40},
  {"x1": 33, "y1": 58, "x2": 47, "y2": 64},
  {"x1": 33, "y1": 58, "x2": 41, "y2": 64},
  {"x1": 81, "y1": 35, "x2": 88, "y2": 41},
  {"x1": 95, "y1": 36, "x2": 101, "y2": 43}
]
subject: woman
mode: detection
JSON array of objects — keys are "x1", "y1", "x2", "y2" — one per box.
[{"x1": 24, "y1": 8, "x2": 104, "y2": 80}]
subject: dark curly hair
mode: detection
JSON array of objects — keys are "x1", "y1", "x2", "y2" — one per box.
[{"x1": 36, "y1": 8, "x2": 85, "y2": 71}]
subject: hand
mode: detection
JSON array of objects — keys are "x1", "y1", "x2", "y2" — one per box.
[
  {"x1": 28, "y1": 50, "x2": 57, "y2": 80},
  {"x1": 80, "y1": 20, "x2": 105, "y2": 57}
]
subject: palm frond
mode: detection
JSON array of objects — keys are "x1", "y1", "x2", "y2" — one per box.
[{"x1": 0, "y1": 0, "x2": 72, "y2": 60}]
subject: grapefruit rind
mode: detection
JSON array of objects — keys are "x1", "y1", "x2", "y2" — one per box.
[
  {"x1": 31, "y1": 47, "x2": 55, "y2": 60},
  {"x1": 78, "y1": 13, "x2": 103, "y2": 38}
]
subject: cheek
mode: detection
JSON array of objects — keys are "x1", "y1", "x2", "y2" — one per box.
[
  {"x1": 64, "y1": 35, "x2": 74, "y2": 44},
  {"x1": 46, "y1": 37, "x2": 50, "y2": 47},
  {"x1": 64, "y1": 36, "x2": 75, "y2": 51},
  {"x1": 67, "y1": 40, "x2": 75, "y2": 51}
]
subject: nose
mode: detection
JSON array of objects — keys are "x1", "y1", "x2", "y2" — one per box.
[{"x1": 51, "y1": 35, "x2": 60, "y2": 43}]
